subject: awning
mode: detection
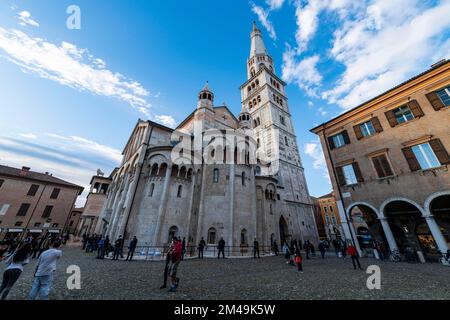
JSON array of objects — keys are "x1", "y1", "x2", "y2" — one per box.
[
  {"x1": 48, "y1": 230, "x2": 60, "y2": 234},
  {"x1": 8, "y1": 228, "x2": 24, "y2": 233},
  {"x1": 29, "y1": 229, "x2": 43, "y2": 233}
]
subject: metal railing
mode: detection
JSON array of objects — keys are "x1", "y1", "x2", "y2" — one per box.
[{"x1": 117, "y1": 245, "x2": 275, "y2": 261}]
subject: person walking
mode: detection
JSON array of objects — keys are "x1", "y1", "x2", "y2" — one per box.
[
  {"x1": 198, "y1": 237, "x2": 206, "y2": 259},
  {"x1": 304, "y1": 240, "x2": 311, "y2": 260},
  {"x1": 160, "y1": 239, "x2": 174, "y2": 289},
  {"x1": 294, "y1": 246, "x2": 303, "y2": 273},
  {"x1": 318, "y1": 241, "x2": 327, "y2": 259},
  {"x1": 272, "y1": 240, "x2": 279, "y2": 256},
  {"x1": 347, "y1": 243, "x2": 362, "y2": 270},
  {"x1": 97, "y1": 237, "x2": 105, "y2": 259},
  {"x1": 168, "y1": 238, "x2": 182, "y2": 293},
  {"x1": 126, "y1": 236, "x2": 138, "y2": 261},
  {"x1": 37, "y1": 236, "x2": 51, "y2": 259},
  {"x1": 0, "y1": 243, "x2": 32, "y2": 300},
  {"x1": 283, "y1": 242, "x2": 292, "y2": 265},
  {"x1": 29, "y1": 241, "x2": 62, "y2": 300},
  {"x1": 253, "y1": 238, "x2": 260, "y2": 259},
  {"x1": 217, "y1": 238, "x2": 226, "y2": 259},
  {"x1": 112, "y1": 236, "x2": 123, "y2": 261},
  {"x1": 82, "y1": 234, "x2": 88, "y2": 250}
]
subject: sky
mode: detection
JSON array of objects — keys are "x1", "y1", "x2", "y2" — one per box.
[{"x1": 0, "y1": 0, "x2": 449, "y2": 207}]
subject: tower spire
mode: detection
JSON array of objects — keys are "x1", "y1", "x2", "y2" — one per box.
[{"x1": 250, "y1": 22, "x2": 267, "y2": 58}]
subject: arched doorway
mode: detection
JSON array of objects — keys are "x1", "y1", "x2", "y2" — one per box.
[
  {"x1": 349, "y1": 205, "x2": 388, "y2": 258},
  {"x1": 384, "y1": 200, "x2": 439, "y2": 262},
  {"x1": 279, "y1": 216, "x2": 289, "y2": 245},
  {"x1": 430, "y1": 195, "x2": 450, "y2": 250}
]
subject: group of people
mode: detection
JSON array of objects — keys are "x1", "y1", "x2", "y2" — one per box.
[
  {"x1": 82, "y1": 233, "x2": 140, "y2": 262},
  {"x1": 0, "y1": 235, "x2": 63, "y2": 300}
]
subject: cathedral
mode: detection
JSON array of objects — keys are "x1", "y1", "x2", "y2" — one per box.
[{"x1": 97, "y1": 23, "x2": 319, "y2": 252}]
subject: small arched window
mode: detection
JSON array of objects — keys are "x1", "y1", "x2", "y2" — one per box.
[
  {"x1": 213, "y1": 168, "x2": 219, "y2": 183},
  {"x1": 241, "y1": 172, "x2": 246, "y2": 186},
  {"x1": 177, "y1": 185, "x2": 182, "y2": 198},
  {"x1": 150, "y1": 164, "x2": 158, "y2": 176},
  {"x1": 149, "y1": 183, "x2": 155, "y2": 197},
  {"x1": 207, "y1": 228, "x2": 217, "y2": 244},
  {"x1": 285, "y1": 136, "x2": 289, "y2": 146}
]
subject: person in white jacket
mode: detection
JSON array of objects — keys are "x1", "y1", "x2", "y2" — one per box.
[{"x1": 0, "y1": 242, "x2": 31, "y2": 300}]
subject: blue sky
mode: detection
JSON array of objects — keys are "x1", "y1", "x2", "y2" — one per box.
[{"x1": 0, "y1": 0, "x2": 449, "y2": 206}]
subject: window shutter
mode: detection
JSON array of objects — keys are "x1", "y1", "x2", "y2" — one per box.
[
  {"x1": 429, "y1": 139, "x2": 450, "y2": 165},
  {"x1": 371, "y1": 117, "x2": 383, "y2": 133},
  {"x1": 402, "y1": 147, "x2": 421, "y2": 171},
  {"x1": 353, "y1": 124, "x2": 363, "y2": 140},
  {"x1": 407, "y1": 100, "x2": 424, "y2": 118},
  {"x1": 328, "y1": 136, "x2": 336, "y2": 150},
  {"x1": 336, "y1": 166, "x2": 346, "y2": 186},
  {"x1": 352, "y1": 162, "x2": 364, "y2": 182},
  {"x1": 385, "y1": 110, "x2": 398, "y2": 127},
  {"x1": 380, "y1": 155, "x2": 394, "y2": 177},
  {"x1": 426, "y1": 92, "x2": 445, "y2": 111},
  {"x1": 372, "y1": 157, "x2": 384, "y2": 178},
  {"x1": 342, "y1": 130, "x2": 351, "y2": 145}
]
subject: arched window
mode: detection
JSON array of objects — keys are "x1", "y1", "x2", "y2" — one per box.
[
  {"x1": 284, "y1": 136, "x2": 289, "y2": 146},
  {"x1": 149, "y1": 183, "x2": 155, "y2": 197},
  {"x1": 265, "y1": 189, "x2": 269, "y2": 199},
  {"x1": 179, "y1": 166, "x2": 187, "y2": 178},
  {"x1": 257, "y1": 118, "x2": 261, "y2": 126},
  {"x1": 241, "y1": 229, "x2": 248, "y2": 245},
  {"x1": 171, "y1": 165, "x2": 179, "y2": 178},
  {"x1": 241, "y1": 172, "x2": 246, "y2": 186},
  {"x1": 249, "y1": 101, "x2": 253, "y2": 109},
  {"x1": 257, "y1": 139, "x2": 260, "y2": 148},
  {"x1": 158, "y1": 163, "x2": 167, "y2": 177},
  {"x1": 177, "y1": 185, "x2": 182, "y2": 198},
  {"x1": 150, "y1": 164, "x2": 158, "y2": 176},
  {"x1": 207, "y1": 227, "x2": 217, "y2": 244},
  {"x1": 213, "y1": 168, "x2": 219, "y2": 183}
]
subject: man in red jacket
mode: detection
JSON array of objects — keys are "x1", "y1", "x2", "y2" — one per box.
[
  {"x1": 347, "y1": 243, "x2": 363, "y2": 270},
  {"x1": 168, "y1": 238, "x2": 182, "y2": 292}
]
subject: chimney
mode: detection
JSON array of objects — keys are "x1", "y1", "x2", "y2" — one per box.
[{"x1": 20, "y1": 166, "x2": 30, "y2": 176}]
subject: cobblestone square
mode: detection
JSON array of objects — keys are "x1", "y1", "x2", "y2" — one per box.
[{"x1": 3, "y1": 247, "x2": 450, "y2": 300}]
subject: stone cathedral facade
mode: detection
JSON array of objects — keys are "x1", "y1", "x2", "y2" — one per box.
[{"x1": 97, "y1": 24, "x2": 319, "y2": 250}]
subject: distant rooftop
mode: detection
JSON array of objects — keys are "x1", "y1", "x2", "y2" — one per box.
[{"x1": 0, "y1": 165, "x2": 84, "y2": 191}]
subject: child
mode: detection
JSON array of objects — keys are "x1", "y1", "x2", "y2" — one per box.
[{"x1": 294, "y1": 246, "x2": 303, "y2": 273}]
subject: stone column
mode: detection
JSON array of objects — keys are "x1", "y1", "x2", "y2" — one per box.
[
  {"x1": 378, "y1": 217, "x2": 398, "y2": 252},
  {"x1": 185, "y1": 173, "x2": 196, "y2": 247},
  {"x1": 153, "y1": 165, "x2": 172, "y2": 246},
  {"x1": 195, "y1": 167, "x2": 207, "y2": 246},
  {"x1": 251, "y1": 172, "x2": 258, "y2": 245},
  {"x1": 228, "y1": 164, "x2": 235, "y2": 250},
  {"x1": 424, "y1": 215, "x2": 449, "y2": 255}
]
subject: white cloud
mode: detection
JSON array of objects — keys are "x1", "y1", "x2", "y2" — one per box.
[
  {"x1": 266, "y1": 0, "x2": 285, "y2": 11},
  {"x1": 318, "y1": 107, "x2": 328, "y2": 116},
  {"x1": 282, "y1": 48, "x2": 322, "y2": 97},
  {"x1": 321, "y1": 0, "x2": 450, "y2": 110},
  {"x1": 19, "y1": 133, "x2": 37, "y2": 139},
  {"x1": 304, "y1": 140, "x2": 330, "y2": 181},
  {"x1": 0, "y1": 26, "x2": 174, "y2": 126},
  {"x1": 155, "y1": 115, "x2": 177, "y2": 128},
  {"x1": 251, "y1": 3, "x2": 277, "y2": 40},
  {"x1": 0, "y1": 133, "x2": 122, "y2": 206},
  {"x1": 17, "y1": 11, "x2": 39, "y2": 28}
]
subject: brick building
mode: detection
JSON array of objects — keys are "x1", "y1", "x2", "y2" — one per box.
[
  {"x1": 311, "y1": 60, "x2": 450, "y2": 262},
  {"x1": 0, "y1": 165, "x2": 83, "y2": 239}
]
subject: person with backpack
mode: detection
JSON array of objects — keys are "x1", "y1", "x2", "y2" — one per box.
[
  {"x1": 283, "y1": 242, "x2": 292, "y2": 265},
  {"x1": 347, "y1": 243, "x2": 363, "y2": 270},
  {"x1": 318, "y1": 241, "x2": 327, "y2": 259},
  {"x1": 0, "y1": 243, "x2": 32, "y2": 300},
  {"x1": 168, "y1": 238, "x2": 182, "y2": 293}
]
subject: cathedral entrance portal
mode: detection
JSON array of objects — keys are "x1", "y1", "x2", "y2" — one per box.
[{"x1": 279, "y1": 216, "x2": 289, "y2": 245}]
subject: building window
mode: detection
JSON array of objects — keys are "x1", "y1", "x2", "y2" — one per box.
[
  {"x1": 280, "y1": 116, "x2": 285, "y2": 125},
  {"x1": 213, "y1": 168, "x2": 219, "y2": 183},
  {"x1": 323, "y1": 207, "x2": 328, "y2": 213},
  {"x1": 15, "y1": 221, "x2": 23, "y2": 227},
  {"x1": 50, "y1": 188, "x2": 61, "y2": 199},
  {"x1": 411, "y1": 143, "x2": 441, "y2": 170},
  {"x1": 149, "y1": 183, "x2": 155, "y2": 197},
  {"x1": 0, "y1": 179, "x2": 4, "y2": 189},
  {"x1": 0, "y1": 204, "x2": 10, "y2": 216},
  {"x1": 329, "y1": 206, "x2": 334, "y2": 213},
  {"x1": 371, "y1": 154, "x2": 394, "y2": 178},
  {"x1": 359, "y1": 121, "x2": 376, "y2": 137},
  {"x1": 325, "y1": 215, "x2": 330, "y2": 225},
  {"x1": 177, "y1": 185, "x2": 182, "y2": 198},
  {"x1": 34, "y1": 222, "x2": 41, "y2": 227},
  {"x1": 329, "y1": 131, "x2": 350, "y2": 149},
  {"x1": 436, "y1": 86, "x2": 450, "y2": 106},
  {"x1": 27, "y1": 184, "x2": 39, "y2": 196},
  {"x1": 241, "y1": 172, "x2": 246, "y2": 186},
  {"x1": 331, "y1": 216, "x2": 337, "y2": 225},
  {"x1": 393, "y1": 105, "x2": 414, "y2": 124},
  {"x1": 69, "y1": 221, "x2": 74, "y2": 227},
  {"x1": 17, "y1": 203, "x2": 31, "y2": 217},
  {"x1": 284, "y1": 137, "x2": 289, "y2": 146},
  {"x1": 241, "y1": 229, "x2": 248, "y2": 245},
  {"x1": 207, "y1": 227, "x2": 216, "y2": 244},
  {"x1": 42, "y1": 205, "x2": 54, "y2": 218},
  {"x1": 342, "y1": 164, "x2": 358, "y2": 185}
]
